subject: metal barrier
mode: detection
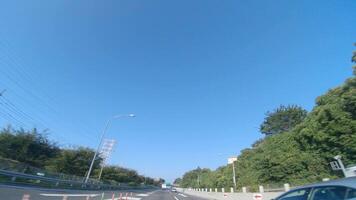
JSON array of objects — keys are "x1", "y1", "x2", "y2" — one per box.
[
  {"x1": 0, "y1": 157, "x2": 149, "y2": 190},
  {"x1": 0, "y1": 157, "x2": 89, "y2": 183}
]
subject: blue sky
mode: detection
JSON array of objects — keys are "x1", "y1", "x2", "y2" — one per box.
[{"x1": 0, "y1": 0, "x2": 355, "y2": 182}]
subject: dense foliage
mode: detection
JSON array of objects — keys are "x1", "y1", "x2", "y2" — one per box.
[
  {"x1": 0, "y1": 127, "x2": 163, "y2": 186},
  {"x1": 45, "y1": 147, "x2": 102, "y2": 177},
  {"x1": 99, "y1": 165, "x2": 163, "y2": 186},
  {"x1": 178, "y1": 58, "x2": 356, "y2": 189},
  {"x1": 260, "y1": 105, "x2": 307, "y2": 136},
  {"x1": 0, "y1": 127, "x2": 60, "y2": 167}
]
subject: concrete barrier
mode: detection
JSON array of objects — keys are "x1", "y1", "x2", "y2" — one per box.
[
  {"x1": 180, "y1": 188, "x2": 282, "y2": 200},
  {"x1": 259, "y1": 185, "x2": 264, "y2": 193},
  {"x1": 284, "y1": 183, "x2": 290, "y2": 192},
  {"x1": 242, "y1": 187, "x2": 247, "y2": 193}
]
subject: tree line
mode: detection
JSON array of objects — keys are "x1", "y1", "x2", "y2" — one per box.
[
  {"x1": 0, "y1": 127, "x2": 164, "y2": 186},
  {"x1": 176, "y1": 47, "x2": 356, "y2": 190}
]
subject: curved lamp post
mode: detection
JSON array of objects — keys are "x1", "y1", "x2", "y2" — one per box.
[{"x1": 84, "y1": 114, "x2": 135, "y2": 183}]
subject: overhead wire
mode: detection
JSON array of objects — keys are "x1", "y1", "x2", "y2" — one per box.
[{"x1": 0, "y1": 35, "x2": 104, "y2": 143}]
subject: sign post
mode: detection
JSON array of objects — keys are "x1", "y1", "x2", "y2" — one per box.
[{"x1": 228, "y1": 157, "x2": 237, "y2": 191}]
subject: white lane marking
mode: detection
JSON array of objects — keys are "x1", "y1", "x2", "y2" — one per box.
[
  {"x1": 145, "y1": 190, "x2": 158, "y2": 195},
  {"x1": 137, "y1": 194, "x2": 149, "y2": 196},
  {"x1": 174, "y1": 196, "x2": 180, "y2": 200},
  {"x1": 40, "y1": 193, "x2": 99, "y2": 197},
  {"x1": 105, "y1": 198, "x2": 141, "y2": 200},
  {"x1": 178, "y1": 193, "x2": 187, "y2": 197}
]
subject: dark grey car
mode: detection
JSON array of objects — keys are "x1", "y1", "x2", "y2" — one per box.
[{"x1": 274, "y1": 177, "x2": 356, "y2": 200}]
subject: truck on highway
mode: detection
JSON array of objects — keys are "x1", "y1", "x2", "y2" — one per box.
[
  {"x1": 161, "y1": 183, "x2": 167, "y2": 189},
  {"x1": 161, "y1": 183, "x2": 172, "y2": 190}
]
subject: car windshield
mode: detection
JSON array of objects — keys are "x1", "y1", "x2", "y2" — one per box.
[{"x1": 0, "y1": 1, "x2": 355, "y2": 200}]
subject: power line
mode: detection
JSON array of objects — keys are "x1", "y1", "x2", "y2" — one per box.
[
  {"x1": 0, "y1": 92, "x2": 47, "y2": 128},
  {"x1": 0, "y1": 35, "x2": 105, "y2": 143}
]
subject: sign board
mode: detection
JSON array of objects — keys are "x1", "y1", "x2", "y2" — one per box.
[
  {"x1": 253, "y1": 193, "x2": 263, "y2": 200},
  {"x1": 100, "y1": 139, "x2": 116, "y2": 164},
  {"x1": 330, "y1": 161, "x2": 342, "y2": 171},
  {"x1": 228, "y1": 157, "x2": 237, "y2": 164}
]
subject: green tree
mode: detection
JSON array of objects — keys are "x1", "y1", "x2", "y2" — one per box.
[
  {"x1": 46, "y1": 147, "x2": 102, "y2": 177},
  {"x1": 0, "y1": 126, "x2": 60, "y2": 168},
  {"x1": 293, "y1": 69, "x2": 356, "y2": 167},
  {"x1": 177, "y1": 46, "x2": 356, "y2": 189},
  {"x1": 0, "y1": 127, "x2": 160, "y2": 185},
  {"x1": 100, "y1": 165, "x2": 139, "y2": 183},
  {"x1": 212, "y1": 165, "x2": 234, "y2": 189},
  {"x1": 173, "y1": 178, "x2": 182, "y2": 185},
  {"x1": 260, "y1": 105, "x2": 307, "y2": 136}
]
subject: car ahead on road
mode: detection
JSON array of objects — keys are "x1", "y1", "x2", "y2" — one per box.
[
  {"x1": 273, "y1": 177, "x2": 356, "y2": 200},
  {"x1": 171, "y1": 188, "x2": 178, "y2": 193}
]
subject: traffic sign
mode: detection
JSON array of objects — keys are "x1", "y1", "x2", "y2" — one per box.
[
  {"x1": 253, "y1": 193, "x2": 263, "y2": 200},
  {"x1": 330, "y1": 161, "x2": 342, "y2": 171}
]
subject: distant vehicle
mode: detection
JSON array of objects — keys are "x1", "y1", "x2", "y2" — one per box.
[
  {"x1": 171, "y1": 188, "x2": 177, "y2": 193},
  {"x1": 161, "y1": 183, "x2": 167, "y2": 189},
  {"x1": 273, "y1": 177, "x2": 356, "y2": 200},
  {"x1": 36, "y1": 172, "x2": 45, "y2": 176}
]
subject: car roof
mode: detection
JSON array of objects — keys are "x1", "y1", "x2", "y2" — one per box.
[{"x1": 294, "y1": 177, "x2": 356, "y2": 190}]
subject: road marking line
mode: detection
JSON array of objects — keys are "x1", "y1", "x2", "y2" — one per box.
[
  {"x1": 137, "y1": 194, "x2": 149, "y2": 196},
  {"x1": 105, "y1": 198, "x2": 141, "y2": 200},
  {"x1": 22, "y1": 194, "x2": 30, "y2": 200},
  {"x1": 40, "y1": 193, "x2": 100, "y2": 197},
  {"x1": 178, "y1": 193, "x2": 187, "y2": 197},
  {"x1": 148, "y1": 191, "x2": 157, "y2": 195},
  {"x1": 174, "y1": 196, "x2": 180, "y2": 200}
]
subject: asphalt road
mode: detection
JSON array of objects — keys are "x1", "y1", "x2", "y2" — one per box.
[
  {"x1": 140, "y1": 190, "x2": 209, "y2": 200},
  {"x1": 0, "y1": 185, "x2": 209, "y2": 200}
]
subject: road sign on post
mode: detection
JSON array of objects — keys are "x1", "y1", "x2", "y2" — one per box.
[
  {"x1": 228, "y1": 157, "x2": 237, "y2": 191},
  {"x1": 330, "y1": 161, "x2": 342, "y2": 171},
  {"x1": 228, "y1": 157, "x2": 237, "y2": 164}
]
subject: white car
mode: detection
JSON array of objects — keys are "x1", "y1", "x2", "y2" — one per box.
[{"x1": 273, "y1": 177, "x2": 356, "y2": 200}]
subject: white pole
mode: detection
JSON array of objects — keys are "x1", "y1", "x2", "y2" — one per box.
[
  {"x1": 232, "y1": 161, "x2": 237, "y2": 190},
  {"x1": 85, "y1": 118, "x2": 112, "y2": 183},
  {"x1": 98, "y1": 163, "x2": 105, "y2": 181},
  {"x1": 84, "y1": 114, "x2": 135, "y2": 183}
]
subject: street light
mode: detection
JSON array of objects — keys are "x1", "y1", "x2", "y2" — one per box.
[{"x1": 84, "y1": 114, "x2": 135, "y2": 183}]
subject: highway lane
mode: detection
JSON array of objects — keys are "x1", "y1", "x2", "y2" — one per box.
[
  {"x1": 141, "y1": 190, "x2": 210, "y2": 200},
  {"x1": 0, "y1": 184, "x2": 156, "y2": 200},
  {"x1": 0, "y1": 185, "x2": 210, "y2": 200}
]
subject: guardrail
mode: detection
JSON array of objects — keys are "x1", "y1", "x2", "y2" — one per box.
[
  {"x1": 0, "y1": 157, "x2": 92, "y2": 184},
  {"x1": 0, "y1": 157, "x2": 151, "y2": 190},
  {"x1": 0, "y1": 168, "x2": 138, "y2": 190}
]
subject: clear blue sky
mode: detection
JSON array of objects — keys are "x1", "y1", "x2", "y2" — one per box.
[{"x1": 0, "y1": 0, "x2": 355, "y2": 182}]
